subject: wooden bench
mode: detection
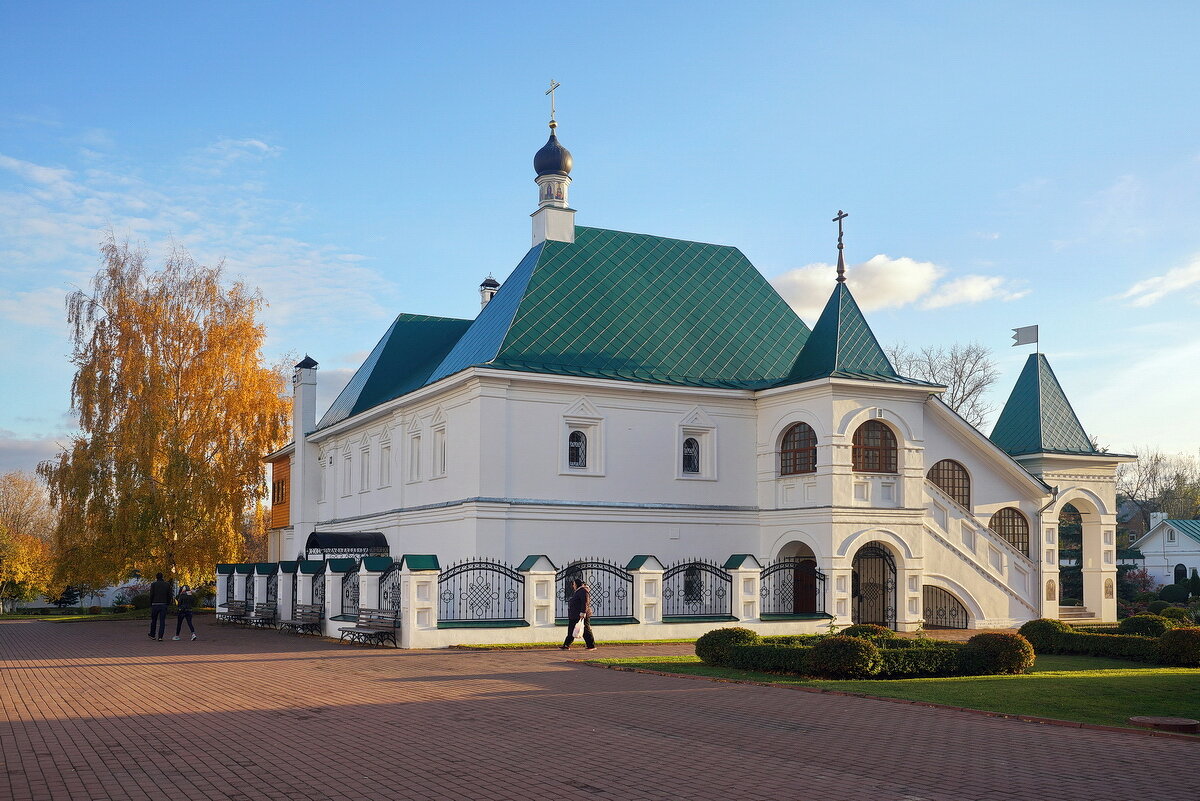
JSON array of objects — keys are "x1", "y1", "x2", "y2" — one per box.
[
  {"x1": 245, "y1": 602, "x2": 278, "y2": 629},
  {"x1": 278, "y1": 603, "x2": 323, "y2": 635},
  {"x1": 216, "y1": 600, "x2": 247, "y2": 623},
  {"x1": 337, "y1": 607, "x2": 399, "y2": 647}
]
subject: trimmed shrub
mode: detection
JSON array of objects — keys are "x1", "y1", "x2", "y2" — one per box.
[
  {"x1": 1159, "y1": 607, "x2": 1195, "y2": 624},
  {"x1": 839, "y1": 623, "x2": 895, "y2": 641},
  {"x1": 761, "y1": 634, "x2": 824, "y2": 647},
  {"x1": 1134, "y1": 591, "x2": 1159, "y2": 603},
  {"x1": 130, "y1": 592, "x2": 151, "y2": 610},
  {"x1": 1159, "y1": 583, "x2": 1191, "y2": 603},
  {"x1": 1017, "y1": 618, "x2": 1072, "y2": 652},
  {"x1": 727, "y1": 644, "x2": 814, "y2": 674},
  {"x1": 1157, "y1": 627, "x2": 1200, "y2": 667},
  {"x1": 959, "y1": 632, "x2": 1035, "y2": 675},
  {"x1": 87, "y1": 606, "x2": 101, "y2": 615},
  {"x1": 809, "y1": 635, "x2": 881, "y2": 679},
  {"x1": 695, "y1": 627, "x2": 761, "y2": 666},
  {"x1": 1118, "y1": 614, "x2": 1173, "y2": 637},
  {"x1": 876, "y1": 645, "x2": 963, "y2": 678},
  {"x1": 1056, "y1": 630, "x2": 1159, "y2": 662},
  {"x1": 1147, "y1": 600, "x2": 1171, "y2": 615},
  {"x1": 113, "y1": 604, "x2": 134, "y2": 613}
]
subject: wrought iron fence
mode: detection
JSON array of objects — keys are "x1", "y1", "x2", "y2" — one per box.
[
  {"x1": 922, "y1": 585, "x2": 969, "y2": 629},
  {"x1": 266, "y1": 572, "x2": 278, "y2": 605},
  {"x1": 341, "y1": 566, "x2": 361, "y2": 617},
  {"x1": 379, "y1": 562, "x2": 402, "y2": 614},
  {"x1": 225, "y1": 573, "x2": 235, "y2": 604},
  {"x1": 759, "y1": 558, "x2": 827, "y2": 616},
  {"x1": 556, "y1": 559, "x2": 633, "y2": 620},
  {"x1": 245, "y1": 572, "x2": 255, "y2": 605},
  {"x1": 662, "y1": 560, "x2": 732, "y2": 617},
  {"x1": 852, "y1": 545, "x2": 896, "y2": 629},
  {"x1": 438, "y1": 559, "x2": 524, "y2": 622},
  {"x1": 291, "y1": 570, "x2": 298, "y2": 618},
  {"x1": 311, "y1": 563, "x2": 326, "y2": 610}
]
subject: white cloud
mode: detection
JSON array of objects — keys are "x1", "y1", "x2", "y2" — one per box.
[
  {"x1": 771, "y1": 254, "x2": 941, "y2": 320},
  {"x1": 186, "y1": 138, "x2": 283, "y2": 174},
  {"x1": 1117, "y1": 253, "x2": 1200, "y2": 307},
  {"x1": 921, "y1": 275, "x2": 1029, "y2": 309},
  {"x1": 0, "y1": 429, "x2": 68, "y2": 474},
  {"x1": 0, "y1": 286, "x2": 67, "y2": 328}
]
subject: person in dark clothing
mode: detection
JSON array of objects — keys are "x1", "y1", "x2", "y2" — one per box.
[
  {"x1": 172, "y1": 585, "x2": 198, "y2": 641},
  {"x1": 147, "y1": 573, "x2": 172, "y2": 641},
  {"x1": 560, "y1": 577, "x2": 596, "y2": 650}
]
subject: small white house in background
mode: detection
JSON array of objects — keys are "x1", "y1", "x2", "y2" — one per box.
[
  {"x1": 259, "y1": 117, "x2": 1135, "y2": 631},
  {"x1": 15, "y1": 579, "x2": 143, "y2": 610},
  {"x1": 1132, "y1": 517, "x2": 1200, "y2": 587}
]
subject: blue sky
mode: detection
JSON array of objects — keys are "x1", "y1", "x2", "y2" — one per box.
[{"x1": 2, "y1": 1, "x2": 1199, "y2": 472}]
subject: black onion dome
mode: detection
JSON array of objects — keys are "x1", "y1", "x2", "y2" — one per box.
[
  {"x1": 534, "y1": 132, "x2": 573, "y2": 177},
  {"x1": 480, "y1": 275, "x2": 500, "y2": 289}
]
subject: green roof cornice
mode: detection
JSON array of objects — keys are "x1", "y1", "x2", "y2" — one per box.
[
  {"x1": 361, "y1": 556, "x2": 394, "y2": 572},
  {"x1": 401, "y1": 554, "x2": 440, "y2": 571},
  {"x1": 216, "y1": 564, "x2": 235, "y2": 575},
  {"x1": 782, "y1": 283, "x2": 903, "y2": 385},
  {"x1": 990, "y1": 353, "x2": 1098, "y2": 457}
]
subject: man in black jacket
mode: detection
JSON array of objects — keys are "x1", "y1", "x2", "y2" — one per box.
[
  {"x1": 147, "y1": 573, "x2": 172, "y2": 641},
  {"x1": 560, "y1": 577, "x2": 596, "y2": 650}
]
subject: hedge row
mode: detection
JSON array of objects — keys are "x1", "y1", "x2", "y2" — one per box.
[{"x1": 1017, "y1": 618, "x2": 1200, "y2": 665}]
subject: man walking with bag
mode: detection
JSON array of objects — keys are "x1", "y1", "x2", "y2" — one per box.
[
  {"x1": 560, "y1": 576, "x2": 596, "y2": 651},
  {"x1": 147, "y1": 573, "x2": 172, "y2": 641}
]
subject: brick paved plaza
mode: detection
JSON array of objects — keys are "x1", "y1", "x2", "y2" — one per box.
[{"x1": 1, "y1": 619, "x2": 1193, "y2": 801}]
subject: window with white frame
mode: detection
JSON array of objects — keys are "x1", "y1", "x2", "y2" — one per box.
[
  {"x1": 342, "y1": 450, "x2": 352, "y2": 496},
  {"x1": 408, "y1": 433, "x2": 422, "y2": 482},
  {"x1": 682, "y1": 437, "x2": 700, "y2": 474},
  {"x1": 561, "y1": 399, "x2": 604, "y2": 476},
  {"x1": 677, "y1": 427, "x2": 715, "y2": 479},
  {"x1": 432, "y1": 425, "x2": 446, "y2": 478},
  {"x1": 379, "y1": 442, "x2": 391, "y2": 487},
  {"x1": 1167, "y1": 528, "x2": 1176, "y2": 543},
  {"x1": 360, "y1": 445, "x2": 370, "y2": 492},
  {"x1": 568, "y1": 430, "x2": 587, "y2": 468}
]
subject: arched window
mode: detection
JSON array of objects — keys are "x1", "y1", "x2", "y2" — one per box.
[
  {"x1": 927, "y1": 459, "x2": 970, "y2": 507},
  {"x1": 682, "y1": 437, "x2": 700, "y2": 474},
  {"x1": 1175, "y1": 563, "x2": 1188, "y2": 584},
  {"x1": 989, "y1": 507, "x2": 1030, "y2": 556},
  {"x1": 779, "y1": 422, "x2": 817, "y2": 475},
  {"x1": 568, "y1": 430, "x2": 587, "y2": 469},
  {"x1": 852, "y1": 420, "x2": 897, "y2": 473}
]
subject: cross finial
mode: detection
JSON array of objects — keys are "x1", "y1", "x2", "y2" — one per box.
[
  {"x1": 832, "y1": 210, "x2": 849, "y2": 283},
  {"x1": 546, "y1": 79, "x2": 561, "y2": 129}
]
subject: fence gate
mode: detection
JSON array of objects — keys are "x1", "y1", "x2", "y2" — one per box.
[
  {"x1": 556, "y1": 560, "x2": 633, "y2": 621},
  {"x1": 245, "y1": 572, "x2": 255, "y2": 606},
  {"x1": 662, "y1": 560, "x2": 732, "y2": 618},
  {"x1": 341, "y1": 565, "x2": 360, "y2": 617},
  {"x1": 922, "y1": 585, "x2": 969, "y2": 629},
  {"x1": 760, "y1": 558, "x2": 826, "y2": 615},
  {"x1": 438, "y1": 559, "x2": 524, "y2": 622},
  {"x1": 851, "y1": 545, "x2": 896, "y2": 630},
  {"x1": 379, "y1": 562, "x2": 402, "y2": 615}
]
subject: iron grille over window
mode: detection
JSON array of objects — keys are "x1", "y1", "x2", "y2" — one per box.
[
  {"x1": 568, "y1": 430, "x2": 587, "y2": 468},
  {"x1": 988, "y1": 507, "x2": 1030, "y2": 556},
  {"x1": 927, "y1": 459, "x2": 970, "y2": 507},
  {"x1": 780, "y1": 422, "x2": 817, "y2": 475},
  {"x1": 852, "y1": 420, "x2": 897, "y2": 473},
  {"x1": 682, "y1": 437, "x2": 700, "y2": 474}
]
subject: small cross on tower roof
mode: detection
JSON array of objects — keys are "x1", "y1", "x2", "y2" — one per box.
[{"x1": 833, "y1": 210, "x2": 848, "y2": 283}]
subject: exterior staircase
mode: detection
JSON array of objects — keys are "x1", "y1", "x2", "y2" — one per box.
[{"x1": 1058, "y1": 605, "x2": 1096, "y2": 621}]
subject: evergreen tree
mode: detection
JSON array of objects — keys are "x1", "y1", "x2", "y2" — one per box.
[
  {"x1": 52, "y1": 586, "x2": 80, "y2": 609},
  {"x1": 1189, "y1": 568, "x2": 1200, "y2": 600}
]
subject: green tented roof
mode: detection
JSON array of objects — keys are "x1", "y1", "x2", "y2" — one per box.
[
  {"x1": 401, "y1": 554, "x2": 440, "y2": 571},
  {"x1": 1162, "y1": 520, "x2": 1200, "y2": 545},
  {"x1": 990, "y1": 353, "x2": 1098, "y2": 457},
  {"x1": 318, "y1": 314, "x2": 472, "y2": 429},
  {"x1": 783, "y1": 282, "x2": 927, "y2": 386}
]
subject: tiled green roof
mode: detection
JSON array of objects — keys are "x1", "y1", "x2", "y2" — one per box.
[
  {"x1": 1163, "y1": 520, "x2": 1200, "y2": 545},
  {"x1": 318, "y1": 314, "x2": 472, "y2": 429},
  {"x1": 431, "y1": 226, "x2": 812, "y2": 389},
  {"x1": 990, "y1": 353, "x2": 1098, "y2": 457},
  {"x1": 782, "y1": 283, "x2": 927, "y2": 386}
]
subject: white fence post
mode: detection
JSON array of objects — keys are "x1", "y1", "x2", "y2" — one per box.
[
  {"x1": 723, "y1": 554, "x2": 762, "y2": 622},
  {"x1": 626, "y1": 556, "x2": 665, "y2": 624},
  {"x1": 518, "y1": 555, "x2": 557, "y2": 629},
  {"x1": 399, "y1": 556, "x2": 440, "y2": 649}
]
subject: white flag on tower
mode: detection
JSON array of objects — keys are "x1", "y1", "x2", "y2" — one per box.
[{"x1": 1011, "y1": 325, "x2": 1038, "y2": 347}]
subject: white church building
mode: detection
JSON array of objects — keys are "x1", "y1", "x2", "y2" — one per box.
[{"x1": 259, "y1": 116, "x2": 1133, "y2": 633}]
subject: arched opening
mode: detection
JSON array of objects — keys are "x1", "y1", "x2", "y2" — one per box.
[
  {"x1": 773, "y1": 542, "x2": 820, "y2": 614},
  {"x1": 851, "y1": 542, "x2": 897, "y2": 629},
  {"x1": 927, "y1": 459, "x2": 970, "y2": 508},
  {"x1": 779, "y1": 422, "x2": 817, "y2": 475},
  {"x1": 1057, "y1": 496, "x2": 1110, "y2": 616},
  {"x1": 1175, "y1": 563, "x2": 1188, "y2": 585},
  {"x1": 988, "y1": 507, "x2": 1030, "y2": 557},
  {"x1": 1057, "y1": 504, "x2": 1083, "y2": 601},
  {"x1": 852, "y1": 421, "x2": 897, "y2": 473},
  {"x1": 922, "y1": 585, "x2": 969, "y2": 629},
  {"x1": 567, "y1": 430, "x2": 587, "y2": 468},
  {"x1": 681, "y1": 437, "x2": 700, "y2": 474}
]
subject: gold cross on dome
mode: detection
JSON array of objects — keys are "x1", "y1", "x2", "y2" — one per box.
[{"x1": 546, "y1": 79, "x2": 561, "y2": 123}]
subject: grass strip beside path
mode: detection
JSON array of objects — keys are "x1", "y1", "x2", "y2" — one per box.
[
  {"x1": 586, "y1": 654, "x2": 1200, "y2": 732},
  {"x1": 452, "y1": 638, "x2": 697, "y2": 650}
]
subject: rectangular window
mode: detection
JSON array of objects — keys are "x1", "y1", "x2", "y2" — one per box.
[
  {"x1": 380, "y1": 443, "x2": 391, "y2": 487},
  {"x1": 408, "y1": 434, "x2": 422, "y2": 481},
  {"x1": 360, "y1": 447, "x2": 370, "y2": 492},
  {"x1": 342, "y1": 451, "x2": 352, "y2": 496},
  {"x1": 432, "y1": 427, "x2": 446, "y2": 477}
]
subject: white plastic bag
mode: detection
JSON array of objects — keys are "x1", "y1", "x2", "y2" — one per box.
[{"x1": 572, "y1": 617, "x2": 585, "y2": 639}]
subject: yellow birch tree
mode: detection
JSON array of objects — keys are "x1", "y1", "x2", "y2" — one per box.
[
  {"x1": 39, "y1": 237, "x2": 290, "y2": 586},
  {"x1": 0, "y1": 471, "x2": 57, "y2": 610}
]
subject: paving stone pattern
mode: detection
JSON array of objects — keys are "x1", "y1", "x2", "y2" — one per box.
[{"x1": 0, "y1": 619, "x2": 1192, "y2": 801}]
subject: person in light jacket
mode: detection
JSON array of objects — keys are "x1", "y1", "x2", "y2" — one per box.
[
  {"x1": 172, "y1": 585, "x2": 199, "y2": 641},
  {"x1": 560, "y1": 577, "x2": 596, "y2": 650}
]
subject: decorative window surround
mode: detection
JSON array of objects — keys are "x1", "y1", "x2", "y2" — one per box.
[
  {"x1": 561, "y1": 397, "x2": 604, "y2": 476},
  {"x1": 379, "y1": 442, "x2": 391, "y2": 488},
  {"x1": 431, "y1": 424, "x2": 447, "y2": 479},
  {"x1": 359, "y1": 445, "x2": 371, "y2": 493},
  {"x1": 677, "y1": 406, "x2": 716, "y2": 481},
  {"x1": 406, "y1": 416, "x2": 423, "y2": 484},
  {"x1": 341, "y1": 450, "x2": 352, "y2": 497}
]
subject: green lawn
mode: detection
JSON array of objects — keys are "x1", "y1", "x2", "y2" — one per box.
[
  {"x1": 588, "y1": 653, "x2": 1200, "y2": 730},
  {"x1": 453, "y1": 638, "x2": 697, "y2": 650}
]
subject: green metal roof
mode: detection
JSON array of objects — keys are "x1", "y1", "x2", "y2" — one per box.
[
  {"x1": 1163, "y1": 520, "x2": 1200, "y2": 545},
  {"x1": 298, "y1": 560, "x2": 326, "y2": 575},
  {"x1": 722, "y1": 554, "x2": 761, "y2": 569},
  {"x1": 516, "y1": 554, "x2": 556, "y2": 571},
  {"x1": 401, "y1": 554, "x2": 440, "y2": 571},
  {"x1": 233, "y1": 564, "x2": 254, "y2": 574},
  {"x1": 254, "y1": 563, "x2": 278, "y2": 575},
  {"x1": 432, "y1": 225, "x2": 813, "y2": 389},
  {"x1": 278, "y1": 561, "x2": 299, "y2": 574},
  {"x1": 216, "y1": 564, "x2": 235, "y2": 575},
  {"x1": 990, "y1": 353, "x2": 1098, "y2": 457},
  {"x1": 361, "y1": 556, "x2": 394, "y2": 572},
  {"x1": 327, "y1": 558, "x2": 358, "y2": 573},
  {"x1": 318, "y1": 313, "x2": 472, "y2": 429},
  {"x1": 782, "y1": 282, "x2": 923, "y2": 386}
]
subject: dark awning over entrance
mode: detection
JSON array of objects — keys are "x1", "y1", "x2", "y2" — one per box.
[{"x1": 304, "y1": 531, "x2": 390, "y2": 559}]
